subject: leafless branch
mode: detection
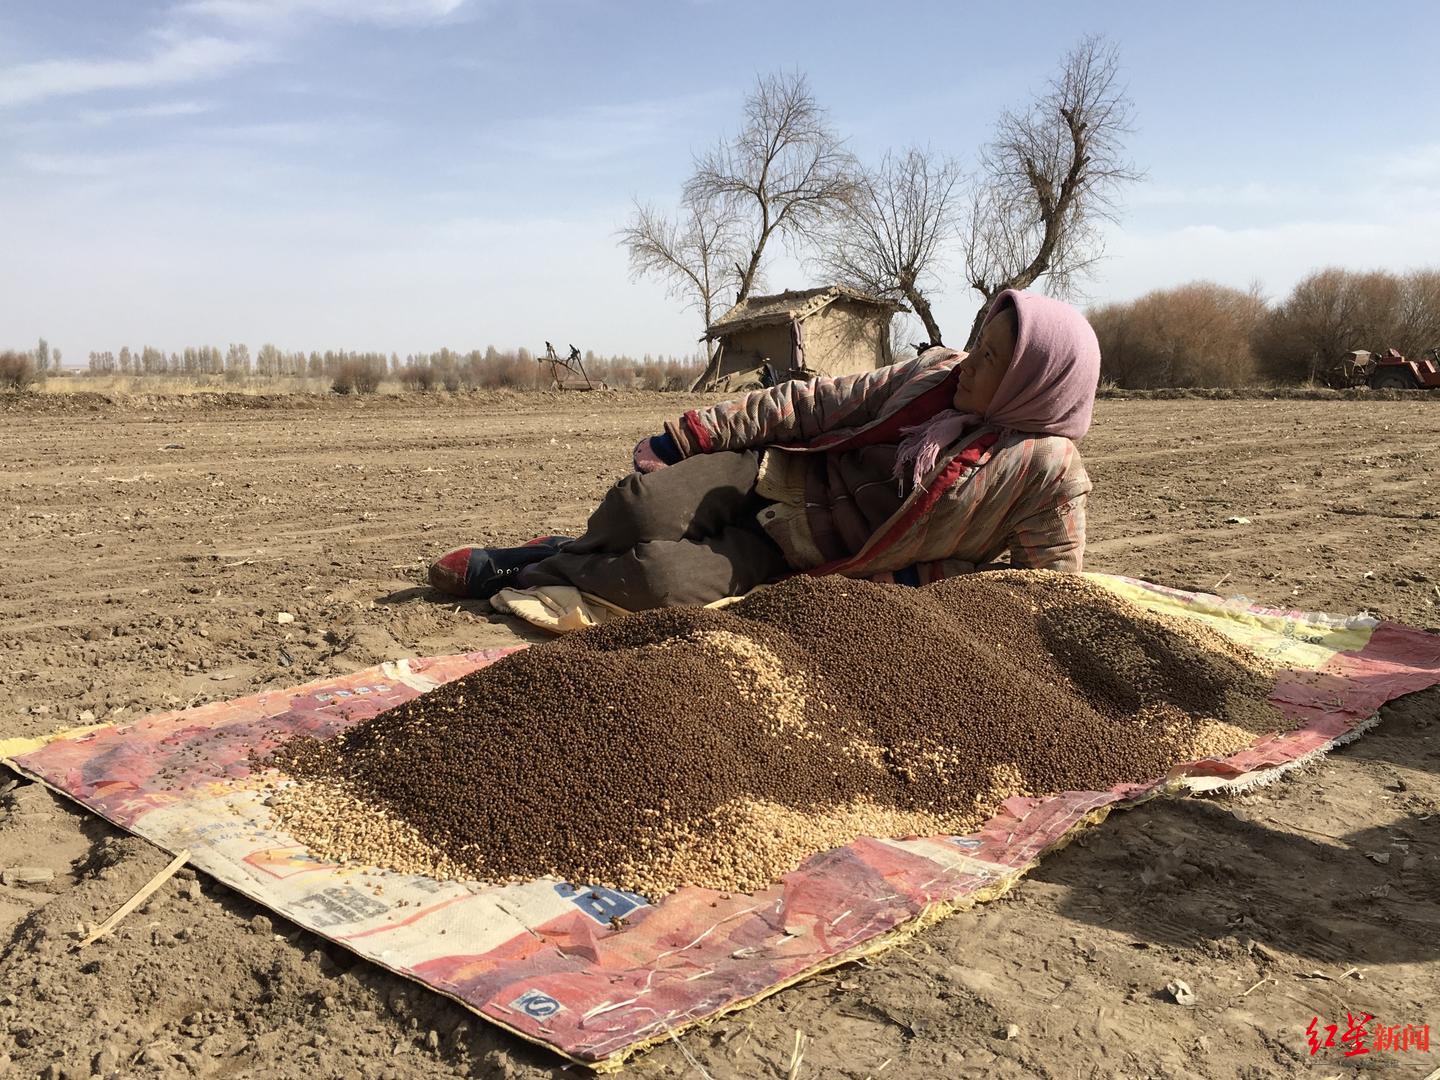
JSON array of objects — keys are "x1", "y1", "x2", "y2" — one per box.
[
  {"x1": 687, "y1": 70, "x2": 857, "y2": 305},
  {"x1": 962, "y1": 34, "x2": 1143, "y2": 346},
  {"x1": 619, "y1": 194, "x2": 745, "y2": 334},
  {"x1": 810, "y1": 147, "x2": 963, "y2": 345}
]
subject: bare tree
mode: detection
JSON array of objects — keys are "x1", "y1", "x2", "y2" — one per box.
[
  {"x1": 962, "y1": 35, "x2": 1141, "y2": 347},
  {"x1": 0, "y1": 351, "x2": 36, "y2": 390},
  {"x1": 619, "y1": 193, "x2": 744, "y2": 340},
  {"x1": 1089, "y1": 282, "x2": 1266, "y2": 388},
  {"x1": 1253, "y1": 267, "x2": 1437, "y2": 382},
  {"x1": 688, "y1": 70, "x2": 856, "y2": 306},
  {"x1": 811, "y1": 147, "x2": 963, "y2": 346},
  {"x1": 1396, "y1": 269, "x2": 1440, "y2": 356}
]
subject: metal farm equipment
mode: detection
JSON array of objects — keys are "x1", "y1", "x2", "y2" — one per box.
[
  {"x1": 1330, "y1": 347, "x2": 1440, "y2": 391},
  {"x1": 539, "y1": 342, "x2": 606, "y2": 391}
]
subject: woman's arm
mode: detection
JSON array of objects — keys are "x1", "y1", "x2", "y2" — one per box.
[
  {"x1": 1007, "y1": 494, "x2": 1087, "y2": 572},
  {"x1": 665, "y1": 351, "x2": 958, "y2": 457},
  {"x1": 834, "y1": 439, "x2": 1089, "y2": 577}
]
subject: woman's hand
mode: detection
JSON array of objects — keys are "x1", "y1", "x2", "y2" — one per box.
[
  {"x1": 632, "y1": 437, "x2": 669, "y2": 473},
  {"x1": 632, "y1": 431, "x2": 685, "y2": 472}
]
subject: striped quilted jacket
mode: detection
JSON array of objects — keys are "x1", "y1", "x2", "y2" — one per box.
[{"x1": 663, "y1": 349, "x2": 1092, "y2": 582}]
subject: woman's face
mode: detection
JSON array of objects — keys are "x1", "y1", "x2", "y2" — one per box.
[{"x1": 952, "y1": 309, "x2": 1018, "y2": 414}]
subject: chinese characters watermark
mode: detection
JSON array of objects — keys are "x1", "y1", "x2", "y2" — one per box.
[{"x1": 1307, "y1": 1014, "x2": 1430, "y2": 1058}]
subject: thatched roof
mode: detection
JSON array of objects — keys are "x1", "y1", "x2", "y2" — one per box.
[{"x1": 704, "y1": 286, "x2": 906, "y2": 340}]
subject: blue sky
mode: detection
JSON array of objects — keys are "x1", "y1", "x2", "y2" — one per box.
[{"x1": 2, "y1": 0, "x2": 1438, "y2": 364}]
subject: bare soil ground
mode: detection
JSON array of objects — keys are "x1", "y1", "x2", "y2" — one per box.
[{"x1": 1, "y1": 391, "x2": 1437, "y2": 1080}]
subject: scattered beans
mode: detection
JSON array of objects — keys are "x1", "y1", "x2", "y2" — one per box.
[{"x1": 269, "y1": 571, "x2": 1285, "y2": 897}]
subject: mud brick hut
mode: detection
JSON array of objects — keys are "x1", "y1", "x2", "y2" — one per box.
[{"x1": 693, "y1": 285, "x2": 906, "y2": 391}]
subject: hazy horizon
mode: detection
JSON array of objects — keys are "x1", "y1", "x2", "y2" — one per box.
[{"x1": 3, "y1": 0, "x2": 1438, "y2": 366}]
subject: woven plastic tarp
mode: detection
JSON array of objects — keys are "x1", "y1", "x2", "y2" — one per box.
[{"x1": 5, "y1": 575, "x2": 1439, "y2": 1071}]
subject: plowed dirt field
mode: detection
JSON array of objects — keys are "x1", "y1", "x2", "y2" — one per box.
[{"x1": 2, "y1": 391, "x2": 1437, "y2": 1079}]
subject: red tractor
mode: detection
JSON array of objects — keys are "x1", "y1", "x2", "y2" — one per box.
[{"x1": 1332, "y1": 347, "x2": 1440, "y2": 390}]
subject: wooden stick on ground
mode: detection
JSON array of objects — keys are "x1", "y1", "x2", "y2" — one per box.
[
  {"x1": 786, "y1": 1029, "x2": 808, "y2": 1080},
  {"x1": 662, "y1": 1023, "x2": 714, "y2": 1080},
  {"x1": 1240, "y1": 977, "x2": 1270, "y2": 997},
  {"x1": 74, "y1": 849, "x2": 190, "y2": 950}
]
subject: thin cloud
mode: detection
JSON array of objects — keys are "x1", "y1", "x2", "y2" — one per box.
[
  {"x1": 0, "y1": 35, "x2": 266, "y2": 109},
  {"x1": 1130, "y1": 180, "x2": 1300, "y2": 208},
  {"x1": 0, "y1": 0, "x2": 475, "y2": 110},
  {"x1": 77, "y1": 100, "x2": 214, "y2": 125},
  {"x1": 195, "y1": 119, "x2": 332, "y2": 145},
  {"x1": 481, "y1": 93, "x2": 729, "y2": 165},
  {"x1": 1100, "y1": 211, "x2": 1440, "y2": 306},
  {"x1": 1386, "y1": 143, "x2": 1440, "y2": 187},
  {"x1": 17, "y1": 150, "x2": 155, "y2": 177},
  {"x1": 177, "y1": 0, "x2": 471, "y2": 27},
  {"x1": 14, "y1": 120, "x2": 366, "y2": 180}
]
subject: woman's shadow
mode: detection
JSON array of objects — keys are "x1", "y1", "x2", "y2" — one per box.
[
  {"x1": 1030, "y1": 688, "x2": 1440, "y2": 968},
  {"x1": 373, "y1": 584, "x2": 558, "y2": 644}
]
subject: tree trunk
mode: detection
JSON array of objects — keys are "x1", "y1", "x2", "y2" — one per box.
[
  {"x1": 735, "y1": 203, "x2": 773, "y2": 306},
  {"x1": 963, "y1": 293, "x2": 997, "y2": 351},
  {"x1": 903, "y1": 284, "x2": 944, "y2": 347}
]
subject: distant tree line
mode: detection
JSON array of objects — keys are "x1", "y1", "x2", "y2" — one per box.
[
  {"x1": 1090, "y1": 268, "x2": 1440, "y2": 388},
  {"x1": 13, "y1": 267, "x2": 1439, "y2": 396},
  {"x1": 61, "y1": 343, "x2": 704, "y2": 393}
]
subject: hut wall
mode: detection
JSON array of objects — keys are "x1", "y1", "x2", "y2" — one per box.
[
  {"x1": 716, "y1": 324, "x2": 794, "y2": 376},
  {"x1": 802, "y1": 302, "x2": 891, "y2": 376}
]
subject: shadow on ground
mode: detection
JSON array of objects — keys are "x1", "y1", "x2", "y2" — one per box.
[{"x1": 1032, "y1": 688, "x2": 1440, "y2": 969}]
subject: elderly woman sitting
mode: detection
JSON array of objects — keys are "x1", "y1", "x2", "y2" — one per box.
[{"x1": 430, "y1": 289, "x2": 1099, "y2": 608}]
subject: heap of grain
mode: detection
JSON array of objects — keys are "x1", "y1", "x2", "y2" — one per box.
[{"x1": 269, "y1": 571, "x2": 1285, "y2": 896}]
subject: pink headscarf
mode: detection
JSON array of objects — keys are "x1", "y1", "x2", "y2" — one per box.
[{"x1": 893, "y1": 289, "x2": 1101, "y2": 485}]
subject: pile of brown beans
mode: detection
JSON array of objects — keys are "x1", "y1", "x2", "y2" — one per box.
[{"x1": 270, "y1": 571, "x2": 1283, "y2": 896}]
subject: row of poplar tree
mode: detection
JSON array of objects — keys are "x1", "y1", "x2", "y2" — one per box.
[{"x1": 66, "y1": 344, "x2": 704, "y2": 391}]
